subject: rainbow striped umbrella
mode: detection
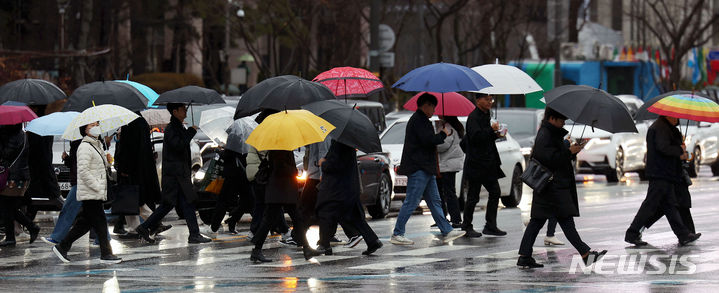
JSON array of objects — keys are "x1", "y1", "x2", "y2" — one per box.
[{"x1": 647, "y1": 94, "x2": 719, "y2": 122}]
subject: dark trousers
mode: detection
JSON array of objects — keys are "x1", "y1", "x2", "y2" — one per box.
[
  {"x1": 438, "y1": 172, "x2": 462, "y2": 224},
  {"x1": 546, "y1": 218, "x2": 558, "y2": 237},
  {"x1": 0, "y1": 196, "x2": 36, "y2": 242},
  {"x1": 298, "y1": 179, "x2": 360, "y2": 241},
  {"x1": 250, "y1": 182, "x2": 291, "y2": 235},
  {"x1": 463, "y1": 178, "x2": 501, "y2": 230},
  {"x1": 626, "y1": 180, "x2": 689, "y2": 240},
  {"x1": 211, "y1": 163, "x2": 253, "y2": 229},
  {"x1": 645, "y1": 208, "x2": 695, "y2": 234},
  {"x1": 253, "y1": 203, "x2": 307, "y2": 249},
  {"x1": 317, "y1": 200, "x2": 379, "y2": 248},
  {"x1": 141, "y1": 190, "x2": 200, "y2": 236},
  {"x1": 59, "y1": 200, "x2": 113, "y2": 256},
  {"x1": 519, "y1": 217, "x2": 590, "y2": 256}
]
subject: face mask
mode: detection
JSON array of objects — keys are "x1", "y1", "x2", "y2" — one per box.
[{"x1": 88, "y1": 126, "x2": 102, "y2": 137}]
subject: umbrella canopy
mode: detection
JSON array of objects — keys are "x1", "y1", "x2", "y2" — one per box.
[
  {"x1": 0, "y1": 105, "x2": 38, "y2": 125},
  {"x1": 391, "y1": 62, "x2": 492, "y2": 93},
  {"x1": 470, "y1": 64, "x2": 543, "y2": 95},
  {"x1": 634, "y1": 91, "x2": 712, "y2": 121},
  {"x1": 25, "y1": 111, "x2": 80, "y2": 136},
  {"x1": 545, "y1": 85, "x2": 637, "y2": 133},
  {"x1": 115, "y1": 80, "x2": 160, "y2": 106},
  {"x1": 63, "y1": 81, "x2": 150, "y2": 112},
  {"x1": 302, "y1": 100, "x2": 381, "y2": 153},
  {"x1": 0, "y1": 78, "x2": 66, "y2": 105},
  {"x1": 62, "y1": 104, "x2": 139, "y2": 140},
  {"x1": 313, "y1": 67, "x2": 384, "y2": 99},
  {"x1": 402, "y1": 92, "x2": 475, "y2": 116},
  {"x1": 152, "y1": 85, "x2": 225, "y2": 106},
  {"x1": 198, "y1": 106, "x2": 235, "y2": 144},
  {"x1": 234, "y1": 75, "x2": 335, "y2": 119},
  {"x1": 647, "y1": 95, "x2": 719, "y2": 123},
  {"x1": 225, "y1": 117, "x2": 258, "y2": 154},
  {"x1": 246, "y1": 109, "x2": 335, "y2": 151},
  {"x1": 140, "y1": 109, "x2": 171, "y2": 127}
]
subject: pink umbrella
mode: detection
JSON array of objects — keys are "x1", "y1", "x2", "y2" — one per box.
[
  {"x1": 313, "y1": 67, "x2": 384, "y2": 99},
  {"x1": 403, "y1": 92, "x2": 474, "y2": 116},
  {"x1": 0, "y1": 105, "x2": 38, "y2": 125}
]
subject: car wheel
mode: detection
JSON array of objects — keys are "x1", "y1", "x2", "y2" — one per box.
[
  {"x1": 368, "y1": 173, "x2": 392, "y2": 219},
  {"x1": 608, "y1": 147, "x2": 624, "y2": 183},
  {"x1": 501, "y1": 164, "x2": 523, "y2": 208},
  {"x1": 688, "y1": 147, "x2": 700, "y2": 178}
]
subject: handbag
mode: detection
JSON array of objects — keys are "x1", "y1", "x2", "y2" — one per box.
[
  {"x1": 254, "y1": 154, "x2": 272, "y2": 185},
  {"x1": 110, "y1": 184, "x2": 140, "y2": 215},
  {"x1": 520, "y1": 154, "x2": 554, "y2": 193},
  {"x1": 0, "y1": 134, "x2": 26, "y2": 194}
]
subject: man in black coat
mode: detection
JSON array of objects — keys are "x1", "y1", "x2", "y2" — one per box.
[
  {"x1": 625, "y1": 116, "x2": 701, "y2": 246},
  {"x1": 135, "y1": 103, "x2": 211, "y2": 244},
  {"x1": 390, "y1": 93, "x2": 465, "y2": 246},
  {"x1": 309, "y1": 140, "x2": 382, "y2": 258},
  {"x1": 25, "y1": 105, "x2": 61, "y2": 219},
  {"x1": 461, "y1": 94, "x2": 505, "y2": 237}
]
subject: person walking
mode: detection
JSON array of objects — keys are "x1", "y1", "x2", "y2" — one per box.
[
  {"x1": 390, "y1": 93, "x2": 466, "y2": 245},
  {"x1": 462, "y1": 94, "x2": 506, "y2": 238},
  {"x1": 25, "y1": 105, "x2": 61, "y2": 220},
  {"x1": 135, "y1": 103, "x2": 211, "y2": 244},
  {"x1": 209, "y1": 147, "x2": 253, "y2": 234},
  {"x1": 624, "y1": 115, "x2": 701, "y2": 246},
  {"x1": 308, "y1": 140, "x2": 383, "y2": 259},
  {"x1": 517, "y1": 108, "x2": 606, "y2": 268},
  {"x1": 436, "y1": 116, "x2": 464, "y2": 228},
  {"x1": 0, "y1": 124, "x2": 39, "y2": 247},
  {"x1": 51, "y1": 122, "x2": 121, "y2": 264},
  {"x1": 543, "y1": 218, "x2": 565, "y2": 245}
]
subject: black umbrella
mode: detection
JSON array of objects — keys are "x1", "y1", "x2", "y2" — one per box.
[
  {"x1": 545, "y1": 85, "x2": 638, "y2": 136},
  {"x1": 63, "y1": 81, "x2": 149, "y2": 111},
  {"x1": 0, "y1": 78, "x2": 66, "y2": 105},
  {"x1": 152, "y1": 85, "x2": 225, "y2": 105},
  {"x1": 234, "y1": 75, "x2": 335, "y2": 119},
  {"x1": 302, "y1": 100, "x2": 381, "y2": 153}
]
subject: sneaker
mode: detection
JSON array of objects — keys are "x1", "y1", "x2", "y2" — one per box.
[
  {"x1": 280, "y1": 237, "x2": 299, "y2": 246},
  {"x1": 52, "y1": 245, "x2": 70, "y2": 263},
  {"x1": 151, "y1": 224, "x2": 172, "y2": 235},
  {"x1": 362, "y1": 239, "x2": 383, "y2": 255},
  {"x1": 582, "y1": 250, "x2": 608, "y2": 266},
  {"x1": 135, "y1": 225, "x2": 156, "y2": 244},
  {"x1": 517, "y1": 256, "x2": 543, "y2": 269},
  {"x1": 544, "y1": 236, "x2": 565, "y2": 246},
  {"x1": 100, "y1": 254, "x2": 123, "y2": 264},
  {"x1": 441, "y1": 230, "x2": 466, "y2": 243},
  {"x1": 329, "y1": 235, "x2": 346, "y2": 246},
  {"x1": 113, "y1": 226, "x2": 128, "y2": 235},
  {"x1": 390, "y1": 235, "x2": 414, "y2": 245},
  {"x1": 247, "y1": 231, "x2": 254, "y2": 242},
  {"x1": 482, "y1": 226, "x2": 507, "y2": 236},
  {"x1": 344, "y1": 235, "x2": 364, "y2": 248},
  {"x1": 451, "y1": 222, "x2": 463, "y2": 229},
  {"x1": 188, "y1": 234, "x2": 212, "y2": 244},
  {"x1": 679, "y1": 233, "x2": 701, "y2": 246},
  {"x1": 41, "y1": 237, "x2": 58, "y2": 245},
  {"x1": 463, "y1": 229, "x2": 482, "y2": 238}
]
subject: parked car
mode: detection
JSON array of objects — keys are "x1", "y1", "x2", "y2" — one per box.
[
  {"x1": 495, "y1": 108, "x2": 544, "y2": 161},
  {"x1": 680, "y1": 119, "x2": 719, "y2": 177},
  {"x1": 380, "y1": 115, "x2": 526, "y2": 207}
]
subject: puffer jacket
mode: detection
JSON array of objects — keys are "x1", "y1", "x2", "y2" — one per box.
[
  {"x1": 437, "y1": 124, "x2": 464, "y2": 173},
  {"x1": 76, "y1": 136, "x2": 110, "y2": 201},
  {"x1": 245, "y1": 146, "x2": 268, "y2": 182}
]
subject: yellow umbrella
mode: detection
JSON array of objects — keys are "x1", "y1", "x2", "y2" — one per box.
[{"x1": 246, "y1": 109, "x2": 335, "y2": 151}]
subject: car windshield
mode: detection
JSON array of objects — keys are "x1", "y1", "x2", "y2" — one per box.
[
  {"x1": 381, "y1": 122, "x2": 407, "y2": 144},
  {"x1": 498, "y1": 112, "x2": 536, "y2": 136}
]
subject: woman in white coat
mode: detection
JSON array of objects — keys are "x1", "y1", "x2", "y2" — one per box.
[
  {"x1": 436, "y1": 116, "x2": 465, "y2": 227},
  {"x1": 52, "y1": 122, "x2": 121, "y2": 264}
]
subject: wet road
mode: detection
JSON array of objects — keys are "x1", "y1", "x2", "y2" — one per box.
[{"x1": 2, "y1": 169, "x2": 719, "y2": 292}]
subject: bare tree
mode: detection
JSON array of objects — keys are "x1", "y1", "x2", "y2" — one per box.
[{"x1": 423, "y1": 0, "x2": 469, "y2": 62}]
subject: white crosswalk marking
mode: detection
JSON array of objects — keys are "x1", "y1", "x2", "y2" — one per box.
[
  {"x1": 385, "y1": 245, "x2": 472, "y2": 256},
  {"x1": 254, "y1": 255, "x2": 356, "y2": 268}
]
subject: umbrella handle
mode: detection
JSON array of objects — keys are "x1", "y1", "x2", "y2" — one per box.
[{"x1": 579, "y1": 124, "x2": 587, "y2": 141}]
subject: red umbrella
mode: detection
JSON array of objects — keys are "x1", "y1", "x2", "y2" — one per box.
[
  {"x1": 403, "y1": 92, "x2": 474, "y2": 116},
  {"x1": 313, "y1": 67, "x2": 384, "y2": 99},
  {"x1": 0, "y1": 105, "x2": 38, "y2": 125}
]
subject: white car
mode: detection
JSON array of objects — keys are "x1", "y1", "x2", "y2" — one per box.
[
  {"x1": 380, "y1": 115, "x2": 526, "y2": 207},
  {"x1": 568, "y1": 95, "x2": 650, "y2": 182},
  {"x1": 681, "y1": 120, "x2": 719, "y2": 177}
]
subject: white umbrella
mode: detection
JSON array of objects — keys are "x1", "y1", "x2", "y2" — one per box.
[
  {"x1": 198, "y1": 106, "x2": 235, "y2": 145},
  {"x1": 62, "y1": 104, "x2": 139, "y2": 140},
  {"x1": 470, "y1": 64, "x2": 543, "y2": 95},
  {"x1": 225, "y1": 117, "x2": 258, "y2": 154}
]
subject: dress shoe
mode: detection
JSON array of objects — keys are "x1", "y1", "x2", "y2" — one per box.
[
  {"x1": 100, "y1": 254, "x2": 122, "y2": 264},
  {"x1": 29, "y1": 225, "x2": 40, "y2": 244},
  {"x1": 135, "y1": 225, "x2": 155, "y2": 244},
  {"x1": 679, "y1": 233, "x2": 701, "y2": 246},
  {"x1": 224, "y1": 218, "x2": 238, "y2": 234},
  {"x1": 624, "y1": 237, "x2": 648, "y2": 246},
  {"x1": 517, "y1": 256, "x2": 543, "y2": 268},
  {"x1": 451, "y1": 222, "x2": 463, "y2": 229},
  {"x1": 316, "y1": 245, "x2": 333, "y2": 255},
  {"x1": 362, "y1": 239, "x2": 383, "y2": 255},
  {"x1": 482, "y1": 226, "x2": 507, "y2": 236},
  {"x1": 113, "y1": 226, "x2": 128, "y2": 235},
  {"x1": 0, "y1": 240, "x2": 16, "y2": 247},
  {"x1": 188, "y1": 234, "x2": 212, "y2": 244},
  {"x1": 543, "y1": 236, "x2": 565, "y2": 246},
  {"x1": 303, "y1": 246, "x2": 325, "y2": 260},
  {"x1": 52, "y1": 245, "x2": 70, "y2": 263},
  {"x1": 463, "y1": 229, "x2": 482, "y2": 238},
  {"x1": 250, "y1": 248, "x2": 272, "y2": 263},
  {"x1": 582, "y1": 250, "x2": 608, "y2": 266}
]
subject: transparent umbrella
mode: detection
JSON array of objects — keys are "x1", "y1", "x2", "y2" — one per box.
[
  {"x1": 225, "y1": 117, "x2": 258, "y2": 154},
  {"x1": 198, "y1": 106, "x2": 236, "y2": 145}
]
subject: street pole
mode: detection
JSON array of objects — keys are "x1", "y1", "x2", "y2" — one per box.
[
  {"x1": 225, "y1": 0, "x2": 231, "y2": 95},
  {"x1": 369, "y1": 0, "x2": 380, "y2": 73}
]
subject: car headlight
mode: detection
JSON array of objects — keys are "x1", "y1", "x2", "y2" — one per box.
[
  {"x1": 584, "y1": 137, "x2": 611, "y2": 149},
  {"x1": 296, "y1": 170, "x2": 307, "y2": 182},
  {"x1": 194, "y1": 170, "x2": 206, "y2": 181},
  {"x1": 520, "y1": 147, "x2": 532, "y2": 156}
]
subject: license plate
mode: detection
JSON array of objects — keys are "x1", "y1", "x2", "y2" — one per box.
[
  {"x1": 395, "y1": 176, "x2": 408, "y2": 186},
  {"x1": 59, "y1": 182, "x2": 72, "y2": 191}
]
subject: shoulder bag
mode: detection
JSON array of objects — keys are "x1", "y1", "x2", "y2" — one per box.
[{"x1": 520, "y1": 150, "x2": 554, "y2": 193}]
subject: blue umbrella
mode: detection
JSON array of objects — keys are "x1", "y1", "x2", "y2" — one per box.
[
  {"x1": 115, "y1": 80, "x2": 160, "y2": 107},
  {"x1": 2, "y1": 101, "x2": 27, "y2": 106},
  {"x1": 25, "y1": 111, "x2": 80, "y2": 136},
  {"x1": 391, "y1": 62, "x2": 492, "y2": 93}
]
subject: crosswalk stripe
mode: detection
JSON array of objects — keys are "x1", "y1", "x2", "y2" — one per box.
[
  {"x1": 254, "y1": 255, "x2": 356, "y2": 268},
  {"x1": 385, "y1": 245, "x2": 473, "y2": 256}
]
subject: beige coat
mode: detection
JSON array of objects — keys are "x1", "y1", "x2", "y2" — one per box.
[{"x1": 76, "y1": 136, "x2": 110, "y2": 201}]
